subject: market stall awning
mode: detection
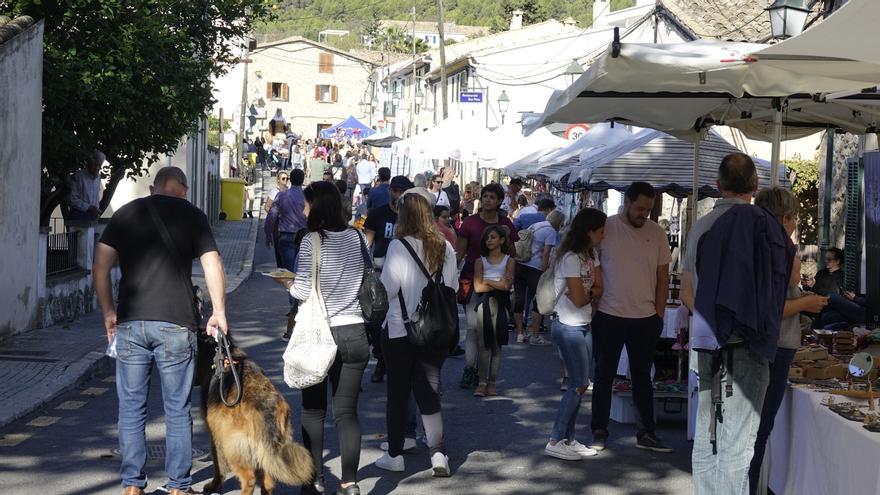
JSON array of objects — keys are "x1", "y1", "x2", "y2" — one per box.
[
  {"x1": 319, "y1": 116, "x2": 376, "y2": 140},
  {"x1": 362, "y1": 131, "x2": 401, "y2": 148},
  {"x1": 551, "y1": 129, "x2": 790, "y2": 198},
  {"x1": 478, "y1": 123, "x2": 569, "y2": 169}
]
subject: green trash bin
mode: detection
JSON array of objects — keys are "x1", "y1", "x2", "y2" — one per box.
[{"x1": 220, "y1": 178, "x2": 247, "y2": 221}]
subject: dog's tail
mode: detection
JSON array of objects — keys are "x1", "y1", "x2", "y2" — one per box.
[
  {"x1": 264, "y1": 440, "x2": 314, "y2": 486},
  {"x1": 261, "y1": 398, "x2": 314, "y2": 486}
]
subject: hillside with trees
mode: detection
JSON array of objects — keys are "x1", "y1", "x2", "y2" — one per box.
[{"x1": 257, "y1": 0, "x2": 636, "y2": 46}]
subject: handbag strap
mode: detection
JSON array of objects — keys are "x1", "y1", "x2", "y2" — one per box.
[
  {"x1": 307, "y1": 232, "x2": 331, "y2": 325},
  {"x1": 144, "y1": 198, "x2": 201, "y2": 327},
  {"x1": 356, "y1": 230, "x2": 373, "y2": 275}
]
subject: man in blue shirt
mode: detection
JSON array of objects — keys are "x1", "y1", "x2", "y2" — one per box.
[
  {"x1": 367, "y1": 167, "x2": 391, "y2": 210},
  {"x1": 514, "y1": 197, "x2": 556, "y2": 230},
  {"x1": 266, "y1": 169, "x2": 308, "y2": 339}
]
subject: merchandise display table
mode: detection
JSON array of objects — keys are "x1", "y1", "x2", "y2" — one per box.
[{"x1": 767, "y1": 385, "x2": 880, "y2": 495}]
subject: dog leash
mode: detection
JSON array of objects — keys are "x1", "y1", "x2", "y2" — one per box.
[{"x1": 213, "y1": 332, "x2": 243, "y2": 407}]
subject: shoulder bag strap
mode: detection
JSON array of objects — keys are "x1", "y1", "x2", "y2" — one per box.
[
  {"x1": 144, "y1": 199, "x2": 201, "y2": 327},
  {"x1": 357, "y1": 230, "x2": 373, "y2": 275}
]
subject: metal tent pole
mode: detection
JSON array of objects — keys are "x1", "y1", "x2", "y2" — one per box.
[{"x1": 770, "y1": 97, "x2": 783, "y2": 186}]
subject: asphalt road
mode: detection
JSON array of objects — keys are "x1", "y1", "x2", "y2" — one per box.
[{"x1": 0, "y1": 231, "x2": 693, "y2": 495}]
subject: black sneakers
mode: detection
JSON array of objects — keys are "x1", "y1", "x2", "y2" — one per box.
[{"x1": 636, "y1": 432, "x2": 674, "y2": 453}]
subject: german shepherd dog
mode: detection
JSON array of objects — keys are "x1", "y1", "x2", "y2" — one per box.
[{"x1": 196, "y1": 333, "x2": 313, "y2": 494}]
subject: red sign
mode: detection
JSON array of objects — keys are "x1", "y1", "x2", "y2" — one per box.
[{"x1": 565, "y1": 124, "x2": 590, "y2": 142}]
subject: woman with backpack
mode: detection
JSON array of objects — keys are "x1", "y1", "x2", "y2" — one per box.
[
  {"x1": 543, "y1": 207, "x2": 606, "y2": 461},
  {"x1": 473, "y1": 225, "x2": 516, "y2": 397},
  {"x1": 375, "y1": 192, "x2": 458, "y2": 477},
  {"x1": 281, "y1": 181, "x2": 369, "y2": 495}
]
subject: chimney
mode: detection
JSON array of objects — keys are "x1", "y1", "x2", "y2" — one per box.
[
  {"x1": 593, "y1": 0, "x2": 609, "y2": 28},
  {"x1": 562, "y1": 17, "x2": 577, "y2": 28},
  {"x1": 509, "y1": 10, "x2": 523, "y2": 31}
]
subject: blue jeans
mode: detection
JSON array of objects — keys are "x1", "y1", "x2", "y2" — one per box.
[
  {"x1": 279, "y1": 232, "x2": 299, "y2": 308},
  {"x1": 550, "y1": 320, "x2": 593, "y2": 442},
  {"x1": 693, "y1": 347, "x2": 769, "y2": 495},
  {"x1": 115, "y1": 320, "x2": 196, "y2": 490},
  {"x1": 748, "y1": 346, "x2": 796, "y2": 494}
]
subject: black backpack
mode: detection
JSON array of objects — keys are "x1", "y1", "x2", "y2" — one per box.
[{"x1": 397, "y1": 239, "x2": 460, "y2": 352}]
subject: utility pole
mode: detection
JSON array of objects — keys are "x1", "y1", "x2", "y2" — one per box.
[
  {"x1": 436, "y1": 0, "x2": 449, "y2": 120},
  {"x1": 410, "y1": 4, "x2": 417, "y2": 137},
  {"x1": 237, "y1": 38, "x2": 252, "y2": 173}
]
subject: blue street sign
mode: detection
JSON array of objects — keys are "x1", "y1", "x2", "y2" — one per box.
[{"x1": 459, "y1": 91, "x2": 483, "y2": 103}]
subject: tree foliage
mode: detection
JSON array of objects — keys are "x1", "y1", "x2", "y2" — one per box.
[
  {"x1": 3, "y1": 0, "x2": 274, "y2": 223},
  {"x1": 372, "y1": 26, "x2": 431, "y2": 53},
  {"x1": 786, "y1": 154, "x2": 820, "y2": 245}
]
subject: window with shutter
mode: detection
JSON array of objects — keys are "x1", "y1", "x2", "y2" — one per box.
[
  {"x1": 316, "y1": 85, "x2": 335, "y2": 103},
  {"x1": 269, "y1": 82, "x2": 285, "y2": 100},
  {"x1": 319, "y1": 53, "x2": 334, "y2": 73},
  {"x1": 844, "y1": 157, "x2": 863, "y2": 292}
]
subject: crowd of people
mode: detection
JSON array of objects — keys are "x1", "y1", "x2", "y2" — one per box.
[
  {"x1": 93, "y1": 133, "x2": 855, "y2": 495},
  {"x1": 261, "y1": 139, "x2": 691, "y2": 493}
]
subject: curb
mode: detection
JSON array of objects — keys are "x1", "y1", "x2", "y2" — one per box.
[{"x1": 0, "y1": 350, "x2": 112, "y2": 429}]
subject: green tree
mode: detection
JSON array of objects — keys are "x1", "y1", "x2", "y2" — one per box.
[
  {"x1": 785, "y1": 154, "x2": 820, "y2": 245},
  {"x1": 374, "y1": 26, "x2": 431, "y2": 53},
  {"x1": 4, "y1": 0, "x2": 274, "y2": 224}
]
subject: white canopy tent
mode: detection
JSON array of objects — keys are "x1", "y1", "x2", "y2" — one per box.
[{"x1": 477, "y1": 123, "x2": 569, "y2": 170}]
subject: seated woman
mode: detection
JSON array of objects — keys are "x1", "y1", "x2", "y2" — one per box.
[
  {"x1": 819, "y1": 291, "x2": 867, "y2": 329},
  {"x1": 804, "y1": 247, "x2": 844, "y2": 296}
]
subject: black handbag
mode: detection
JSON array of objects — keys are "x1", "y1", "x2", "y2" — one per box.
[
  {"x1": 397, "y1": 239, "x2": 460, "y2": 352},
  {"x1": 357, "y1": 233, "x2": 389, "y2": 326}
]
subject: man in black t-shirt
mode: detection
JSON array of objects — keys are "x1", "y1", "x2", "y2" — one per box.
[
  {"x1": 93, "y1": 167, "x2": 227, "y2": 495},
  {"x1": 363, "y1": 175, "x2": 412, "y2": 382}
]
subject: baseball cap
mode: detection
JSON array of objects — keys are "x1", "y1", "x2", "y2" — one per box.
[{"x1": 390, "y1": 175, "x2": 415, "y2": 190}]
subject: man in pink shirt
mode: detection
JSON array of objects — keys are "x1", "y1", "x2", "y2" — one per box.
[{"x1": 589, "y1": 182, "x2": 673, "y2": 453}]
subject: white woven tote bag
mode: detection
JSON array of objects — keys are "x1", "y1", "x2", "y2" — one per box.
[{"x1": 283, "y1": 232, "x2": 338, "y2": 389}]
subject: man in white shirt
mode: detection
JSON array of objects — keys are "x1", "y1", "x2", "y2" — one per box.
[
  {"x1": 500, "y1": 178, "x2": 525, "y2": 213},
  {"x1": 356, "y1": 154, "x2": 377, "y2": 196},
  {"x1": 429, "y1": 174, "x2": 450, "y2": 207},
  {"x1": 67, "y1": 150, "x2": 104, "y2": 221}
]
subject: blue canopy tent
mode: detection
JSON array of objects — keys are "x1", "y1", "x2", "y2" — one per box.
[{"x1": 319, "y1": 116, "x2": 376, "y2": 140}]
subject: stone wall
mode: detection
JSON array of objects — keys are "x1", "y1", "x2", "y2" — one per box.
[
  {"x1": 0, "y1": 21, "x2": 43, "y2": 339},
  {"x1": 818, "y1": 132, "x2": 860, "y2": 250}
]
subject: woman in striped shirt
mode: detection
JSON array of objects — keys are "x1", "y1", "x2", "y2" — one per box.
[{"x1": 284, "y1": 180, "x2": 368, "y2": 495}]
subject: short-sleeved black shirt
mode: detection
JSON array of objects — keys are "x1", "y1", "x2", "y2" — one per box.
[
  {"x1": 99, "y1": 195, "x2": 218, "y2": 328},
  {"x1": 363, "y1": 204, "x2": 397, "y2": 258}
]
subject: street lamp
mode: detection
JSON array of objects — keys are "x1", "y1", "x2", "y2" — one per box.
[
  {"x1": 766, "y1": 0, "x2": 810, "y2": 40},
  {"x1": 414, "y1": 86, "x2": 424, "y2": 108},
  {"x1": 392, "y1": 90, "x2": 402, "y2": 108},
  {"x1": 358, "y1": 100, "x2": 368, "y2": 114},
  {"x1": 564, "y1": 59, "x2": 584, "y2": 86},
  {"x1": 497, "y1": 90, "x2": 510, "y2": 125}
]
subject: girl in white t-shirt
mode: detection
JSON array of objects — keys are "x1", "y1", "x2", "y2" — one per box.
[
  {"x1": 544, "y1": 207, "x2": 607, "y2": 461},
  {"x1": 473, "y1": 225, "x2": 515, "y2": 398}
]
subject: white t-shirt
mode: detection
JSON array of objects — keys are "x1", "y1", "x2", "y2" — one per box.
[
  {"x1": 356, "y1": 160, "x2": 376, "y2": 184},
  {"x1": 434, "y1": 190, "x2": 450, "y2": 207},
  {"x1": 554, "y1": 251, "x2": 600, "y2": 327},
  {"x1": 380, "y1": 237, "x2": 459, "y2": 339},
  {"x1": 523, "y1": 221, "x2": 557, "y2": 270}
]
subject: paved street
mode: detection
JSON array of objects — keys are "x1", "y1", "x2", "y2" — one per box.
[{"x1": 0, "y1": 213, "x2": 692, "y2": 494}]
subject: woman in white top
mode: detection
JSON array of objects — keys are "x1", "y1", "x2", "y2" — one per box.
[
  {"x1": 292, "y1": 145, "x2": 304, "y2": 170},
  {"x1": 375, "y1": 192, "x2": 458, "y2": 477},
  {"x1": 264, "y1": 172, "x2": 289, "y2": 213},
  {"x1": 544, "y1": 207, "x2": 606, "y2": 461},
  {"x1": 473, "y1": 225, "x2": 516, "y2": 397}
]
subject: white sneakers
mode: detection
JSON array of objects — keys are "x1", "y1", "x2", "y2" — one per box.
[
  {"x1": 380, "y1": 437, "x2": 417, "y2": 452},
  {"x1": 375, "y1": 452, "x2": 405, "y2": 472},
  {"x1": 431, "y1": 452, "x2": 450, "y2": 477},
  {"x1": 544, "y1": 439, "x2": 598, "y2": 460},
  {"x1": 375, "y1": 448, "x2": 453, "y2": 477}
]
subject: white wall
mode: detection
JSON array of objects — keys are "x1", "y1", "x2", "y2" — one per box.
[
  {"x1": 214, "y1": 40, "x2": 374, "y2": 141},
  {"x1": 0, "y1": 21, "x2": 44, "y2": 338}
]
